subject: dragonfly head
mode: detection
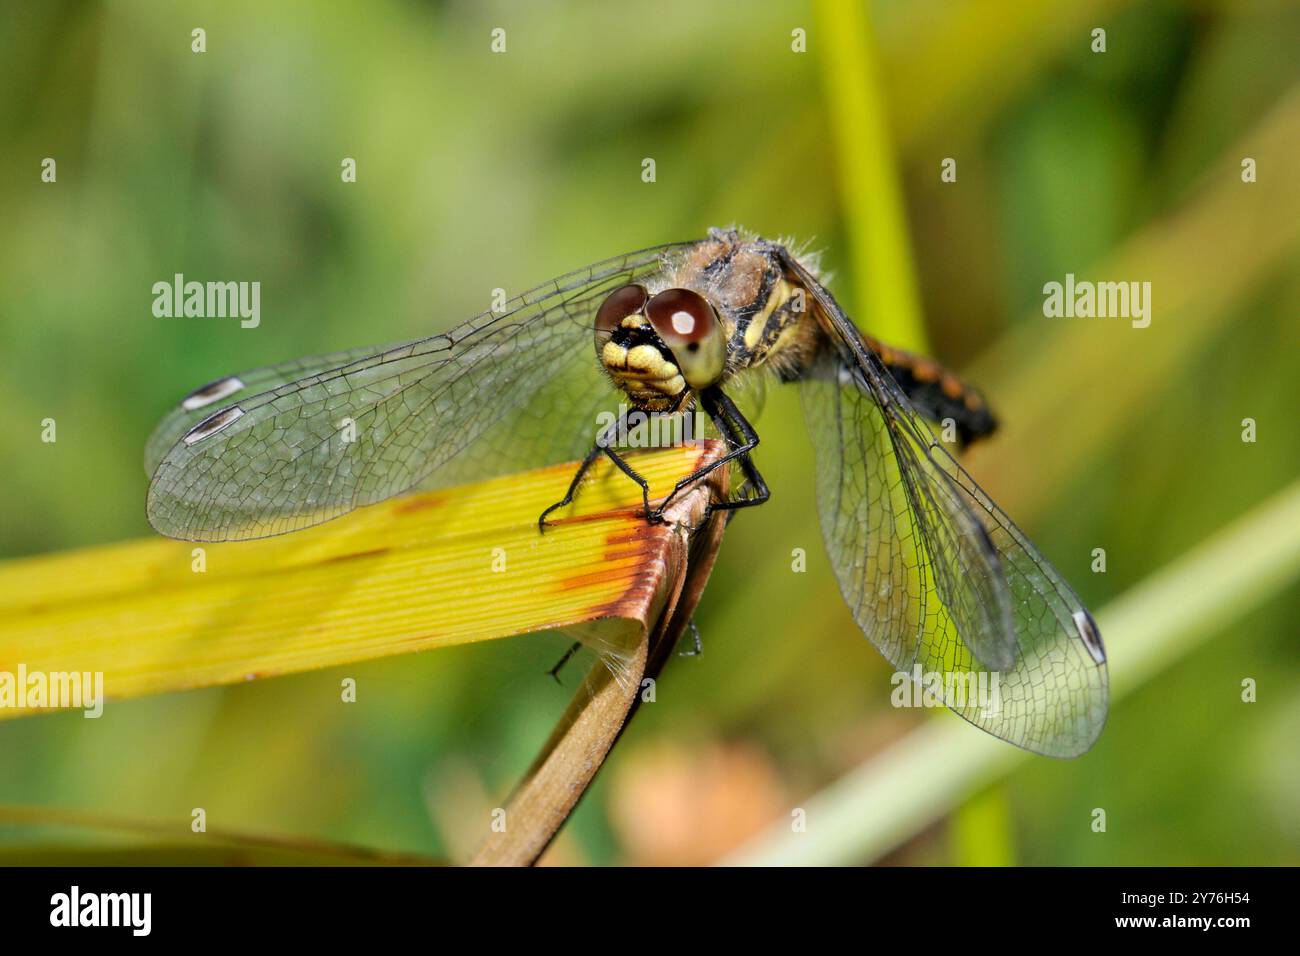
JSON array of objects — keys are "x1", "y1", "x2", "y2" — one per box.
[{"x1": 595, "y1": 283, "x2": 727, "y2": 410}]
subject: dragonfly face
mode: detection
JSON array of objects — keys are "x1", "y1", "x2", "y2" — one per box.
[
  {"x1": 593, "y1": 283, "x2": 714, "y2": 411},
  {"x1": 145, "y1": 226, "x2": 1107, "y2": 757}
]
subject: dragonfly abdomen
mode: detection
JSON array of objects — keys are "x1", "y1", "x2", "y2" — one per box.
[{"x1": 866, "y1": 338, "x2": 998, "y2": 447}]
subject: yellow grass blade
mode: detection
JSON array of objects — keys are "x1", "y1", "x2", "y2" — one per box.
[{"x1": 0, "y1": 443, "x2": 723, "y2": 720}]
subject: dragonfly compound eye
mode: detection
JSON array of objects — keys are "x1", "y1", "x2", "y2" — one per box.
[
  {"x1": 645, "y1": 288, "x2": 726, "y2": 390},
  {"x1": 594, "y1": 283, "x2": 649, "y2": 348}
]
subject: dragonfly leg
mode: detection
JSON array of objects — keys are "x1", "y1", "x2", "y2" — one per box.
[
  {"x1": 539, "y1": 414, "x2": 627, "y2": 529},
  {"x1": 538, "y1": 442, "x2": 603, "y2": 531},
  {"x1": 539, "y1": 410, "x2": 659, "y2": 528},
  {"x1": 547, "y1": 640, "x2": 582, "y2": 683},
  {"x1": 599, "y1": 445, "x2": 659, "y2": 523},
  {"x1": 651, "y1": 387, "x2": 770, "y2": 519},
  {"x1": 707, "y1": 395, "x2": 770, "y2": 515}
]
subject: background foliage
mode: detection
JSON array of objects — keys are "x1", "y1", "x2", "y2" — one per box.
[{"x1": 0, "y1": 0, "x2": 1296, "y2": 865}]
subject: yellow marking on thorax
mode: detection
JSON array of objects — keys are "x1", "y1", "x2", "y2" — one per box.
[
  {"x1": 734, "y1": 278, "x2": 811, "y2": 368},
  {"x1": 740, "y1": 280, "x2": 789, "y2": 351}
]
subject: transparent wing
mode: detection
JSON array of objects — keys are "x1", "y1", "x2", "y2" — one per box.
[
  {"x1": 786, "y1": 253, "x2": 1108, "y2": 757},
  {"x1": 146, "y1": 243, "x2": 688, "y2": 541},
  {"x1": 144, "y1": 342, "x2": 407, "y2": 477}
]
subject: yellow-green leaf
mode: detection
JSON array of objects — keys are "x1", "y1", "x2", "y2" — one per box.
[{"x1": 0, "y1": 444, "x2": 722, "y2": 720}]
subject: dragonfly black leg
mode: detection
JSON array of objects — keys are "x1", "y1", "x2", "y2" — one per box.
[
  {"x1": 651, "y1": 386, "x2": 770, "y2": 519},
  {"x1": 547, "y1": 640, "x2": 582, "y2": 683},
  {"x1": 707, "y1": 391, "x2": 770, "y2": 514},
  {"x1": 542, "y1": 391, "x2": 765, "y2": 530},
  {"x1": 538, "y1": 444, "x2": 602, "y2": 530},
  {"x1": 599, "y1": 445, "x2": 658, "y2": 521},
  {"x1": 541, "y1": 408, "x2": 668, "y2": 527},
  {"x1": 540, "y1": 412, "x2": 654, "y2": 529}
]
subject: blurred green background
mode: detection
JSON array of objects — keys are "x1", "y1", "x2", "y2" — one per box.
[{"x1": 1, "y1": 0, "x2": 1297, "y2": 865}]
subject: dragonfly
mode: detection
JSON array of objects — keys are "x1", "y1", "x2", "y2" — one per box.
[{"x1": 145, "y1": 227, "x2": 1108, "y2": 757}]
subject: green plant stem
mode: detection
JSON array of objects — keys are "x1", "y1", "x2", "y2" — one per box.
[{"x1": 814, "y1": 0, "x2": 928, "y2": 352}]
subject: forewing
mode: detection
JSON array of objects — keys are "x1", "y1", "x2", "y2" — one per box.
[
  {"x1": 788, "y1": 253, "x2": 1108, "y2": 757},
  {"x1": 146, "y1": 243, "x2": 686, "y2": 541},
  {"x1": 144, "y1": 343, "x2": 408, "y2": 478}
]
